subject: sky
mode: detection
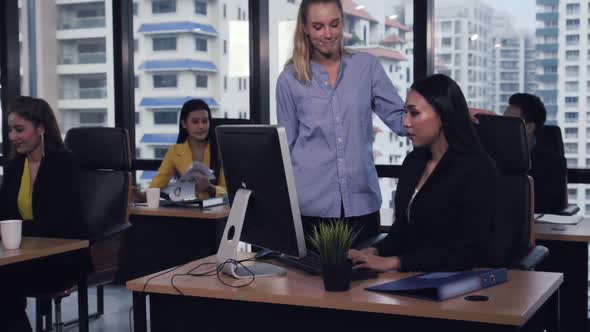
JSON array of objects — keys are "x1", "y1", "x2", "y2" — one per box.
[{"x1": 481, "y1": 0, "x2": 536, "y2": 31}]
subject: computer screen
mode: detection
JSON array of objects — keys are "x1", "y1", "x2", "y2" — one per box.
[{"x1": 215, "y1": 125, "x2": 307, "y2": 278}]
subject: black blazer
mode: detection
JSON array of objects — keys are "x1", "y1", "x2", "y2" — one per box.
[
  {"x1": 529, "y1": 145, "x2": 567, "y2": 214},
  {"x1": 375, "y1": 148, "x2": 498, "y2": 272},
  {"x1": 0, "y1": 148, "x2": 86, "y2": 239}
]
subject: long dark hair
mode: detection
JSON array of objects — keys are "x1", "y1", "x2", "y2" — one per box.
[
  {"x1": 176, "y1": 99, "x2": 213, "y2": 144},
  {"x1": 410, "y1": 74, "x2": 484, "y2": 155},
  {"x1": 176, "y1": 99, "x2": 220, "y2": 182},
  {"x1": 7, "y1": 96, "x2": 65, "y2": 158}
]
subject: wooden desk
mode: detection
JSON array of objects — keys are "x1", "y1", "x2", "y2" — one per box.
[
  {"x1": 0, "y1": 237, "x2": 88, "y2": 266},
  {"x1": 535, "y1": 218, "x2": 590, "y2": 332},
  {"x1": 130, "y1": 204, "x2": 230, "y2": 219},
  {"x1": 128, "y1": 255, "x2": 562, "y2": 332},
  {"x1": 0, "y1": 237, "x2": 90, "y2": 332},
  {"x1": 119, "y1": 205, "x2": 230, "y2": 281}
]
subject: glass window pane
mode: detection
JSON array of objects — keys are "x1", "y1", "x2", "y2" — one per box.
[
  {"x1": 133, "y1": 0, "x2": 250, "y2": 188},
  {"x1": 20, "y1": 0, "x2": 114, "y2": 136},
  {"x1": 268, "y1": 1, "x2": 414, "y2": 212}
]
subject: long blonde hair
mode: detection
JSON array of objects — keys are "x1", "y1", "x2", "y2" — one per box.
[{"x1": 286, "y1": 0, "x2": 344, "y2": 82}]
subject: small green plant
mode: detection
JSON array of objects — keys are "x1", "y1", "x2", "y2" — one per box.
[{"x1": 308, "y1": 220, "x2": 360, "y2": 265}]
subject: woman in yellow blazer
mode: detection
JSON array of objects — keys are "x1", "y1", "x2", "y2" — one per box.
[{"x1": 148, "y1": 99, "x2": 226, "y2": 199}]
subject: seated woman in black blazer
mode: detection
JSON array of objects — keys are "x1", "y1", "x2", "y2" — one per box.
[
  {"x1": 349, "y1": 74, "x2": 497, "y2": 272},
  {"x1": 0, "y1": 96, "x2": 85, "y2": 331}
]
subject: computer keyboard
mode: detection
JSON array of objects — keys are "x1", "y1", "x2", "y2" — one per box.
[{"x1": 276, "y1": 252, "x2": 378, "y2": 281}]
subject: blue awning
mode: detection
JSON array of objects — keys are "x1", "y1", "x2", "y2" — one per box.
[
  {"x1": 138, "y1": 59, "x2": 218, "y2": 72},
  {"x1": 139, "y1": 97, "x2": 219, "y2": 109},
  {"x1": 137, "y1": 21, "x2": 217, "y2": 36},
  {"x1": 140, "y1": 171, "x2": 158, "y2": 180},
  {"x1": 140, "y1": 134, "x2": 177, "y2": 145}
]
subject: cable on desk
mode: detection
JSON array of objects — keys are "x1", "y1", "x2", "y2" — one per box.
[{"x1": 170, "y1": 257, "x2": 257, "y2": 295}]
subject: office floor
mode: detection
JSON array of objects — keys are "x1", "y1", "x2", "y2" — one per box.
[{"x1": 25, "y1": 285, "x2": 145, "y2": 332}]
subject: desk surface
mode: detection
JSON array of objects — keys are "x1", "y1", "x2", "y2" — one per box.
[
  {"x1": 130, "y1": 204, "x2": 230, "y2": 219},
  {"x1": 0, "y1": 237, "x2": 89, "y2": 267},
  {"x1": 127, "y1": 254, "x2": 563, "y2": 326},
  {"x1": 535, "y1": 218, "x2": 590, "y2": 242}
]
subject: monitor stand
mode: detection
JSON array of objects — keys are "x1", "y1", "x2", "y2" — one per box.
[{"x1": 216, "y1": 188, "x2": 287, "y2": 279}]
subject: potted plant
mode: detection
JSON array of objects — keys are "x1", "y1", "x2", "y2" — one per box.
[{"x1": 309, "y1": 220, "x2": 360, "y2": 292}]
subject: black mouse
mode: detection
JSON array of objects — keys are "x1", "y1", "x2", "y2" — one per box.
[{"x1": 255, "y1": 249, "x2": 280, "y2": 260}]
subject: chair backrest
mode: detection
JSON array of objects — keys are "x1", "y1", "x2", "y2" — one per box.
[
  {"x1": 65, "y1": 127, "x2": 132, "y2": 238},
  {"x1": 475, "y1": 115, "x2": 533, "y2": 268},
  {"x1": 536, "y1": 125, "x2": 565, "y2": 156},
  {"x1": 209, "y1": 118, "x2": 255, "y2": 177}
]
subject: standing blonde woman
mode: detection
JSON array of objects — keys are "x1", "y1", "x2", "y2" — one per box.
[{"x1": 276, "y1": 0, "x2": 407, "y2": 245}]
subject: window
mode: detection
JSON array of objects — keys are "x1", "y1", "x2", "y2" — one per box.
[
  {"x1": 77, "y1": 76, "x2": 107, "y2": 99},
  {"x1": 80, "y1": 111, "x2": 106, "y2": 125},
  {"x1": 566, "y1": 19, "x2": 580, "y2": 30},
  {"x1": 154, "y1": 147, "x2": 169, "y2": 159},
  {"x1": 196, "y1": 74, "x2": 208, "y2": 88},
  {"x1": 566, "y1": 34, "x2": 580, "y2": 46},
  {"x1": 152, "y1": 0, "x2": 176, "y2": 14},
  {"x1": 134, "y1": 39, "x2": 138, "y2": 52},
  {"x1": 565, "y1": 112, "x2": 579, "y2": 123},
  {"x1": 565, "y1": 128, "x2": 578, "y2": 139},
  {"x1": 565, "y1": 96, "x2": 579, "y2": 107},
  {"x1": 566, "y1": 50, "x2": 579, "y2": 60},
  {"x1": 195, "y1": 0, "x2": 207, "y2": 15},
  {"x1": 565, "y1": 143, "x2": 578, "y2": 153},
  {"x1": 566, "y1": 3, "x2": 580, "y2": 15},
  {"x1": 441, "y1": 37, "x2": 452, "y2": 48},
  {"x1": 195, "y1": 37, "x2": 207, "y2": 52},
  {"x1": 133, "y1": 2, "x2": 138, "y2": 15},
  {"x1": 569, "y1": 188, "x2": 578, "y2": 200},
  {"x1": 154, "y1": 111, "x2": 178, "y2": 124},
  {"x1": 153, "y1": 74, "x2": 177, "y2": 88},
  {"x1": 153, "y1": 36, "x2": 176, "y2": 51},
  {"x1": 133, "y1": 0, "x2": 250, "y2": 184},
  {"x1": 135, "y1": 75, "x2": 139, "y2": 89},
  {"x1": 135, "y1": 112, "x2": 140, "y2": 125}
]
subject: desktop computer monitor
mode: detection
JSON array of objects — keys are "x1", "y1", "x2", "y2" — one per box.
[{"x1": 215, "y1": 125, "x2": 307, "y2": 278}]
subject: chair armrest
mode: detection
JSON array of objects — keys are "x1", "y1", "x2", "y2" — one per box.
[
  {"x1": 90, "y1": 223, "x2": 132, "y2": 244},
  {"x1": 353, "y1": 233, "x2": 388, "y2": 250},
  {"x1": 516, "y1": 245, "x2": 549, "y2": 270},
  {"x1": 554, "y1": 204, "x2": 580, "y2": 216}
]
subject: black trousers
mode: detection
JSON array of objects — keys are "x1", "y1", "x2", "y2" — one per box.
[
  {"x1": 301, "y1": 209, "x2": 380, "y2": 250},
  {"x1": 0, "y1": 295, "x2": 32, "y2": 332}
]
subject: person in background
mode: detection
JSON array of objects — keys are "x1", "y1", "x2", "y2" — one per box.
[
  {"x1": 0, "y1": 96, "x2": 87, "y2": 331},
  {"x1": 139, "y1": 99, "x2": 226, "y2": 200},
  {"x1": 276, "y1": 0, "x2": 407, "y2": 245},
  {"x1": 504, "y1": 93, "x2": 567, "y2": 213},
  {"x1": 349, "y1": 74, "x2": 497, "y2": 272}
]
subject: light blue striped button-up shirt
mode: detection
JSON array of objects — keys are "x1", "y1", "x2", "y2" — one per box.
[{"x1": 276, "y1": 51, "x2": 407, "y2": 218}]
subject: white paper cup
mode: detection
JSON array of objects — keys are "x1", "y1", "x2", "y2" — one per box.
[
  {"x1": 146, "y1": 188, "x2": 160, "y2": 208},
  {"x1": 1, "y1": 219, "x2": 23, "y2": 250}
]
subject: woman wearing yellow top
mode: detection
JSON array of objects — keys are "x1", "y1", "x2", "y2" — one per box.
[
  {"x1": 148, "y1": 99, "x2": 226, "y2": 199},
  {"x1": 0, "y1": 96, "x2": 85, "y2": 331}
]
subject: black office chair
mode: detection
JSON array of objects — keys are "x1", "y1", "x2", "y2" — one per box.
[
  {"x1": 536, "y1": 125, "x2": 565, "y2": 156},
  {"x1": 536, "y1": 125, "x2": 578, "y2": 215},
  {"x1": 475, "y1": 115, "x2": 548, "y2": 270},
  {"x1": 35, "y1": 127, "x2": 132, "y2": 332}
]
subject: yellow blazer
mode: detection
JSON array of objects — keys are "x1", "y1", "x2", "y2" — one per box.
[{"x1": 149, "y1": 141, "x2": 227, "y2": 198}]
